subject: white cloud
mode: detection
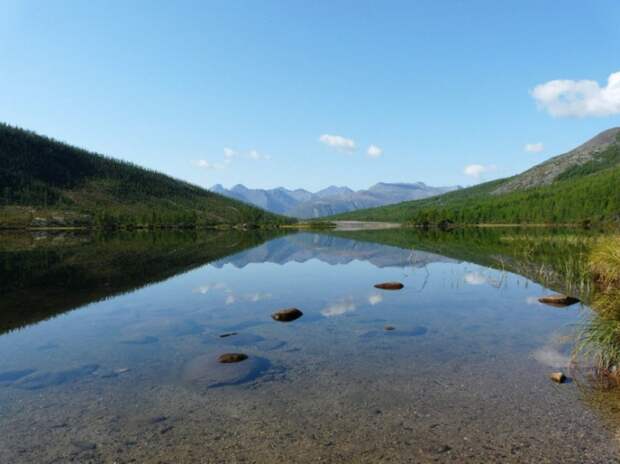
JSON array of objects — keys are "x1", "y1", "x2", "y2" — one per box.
[
  {"x1": 193, "y1": 282, "x2": 228, "y2": 294},
  {"x1": 367, "y1": 144, "x2": 383, "y2": 158},
  {"x1": 368, "y1": 294, "x2": 383, "y2": 305},
  {"x1": 224, "y1": 147, "x2": 237, "y2": 159},
  {"x1": 464, "y1": 272, "x2": 487, "y2": 285},
  {"x1": 532, "y1": 71, "x2": 620, "y2": 117},
  {"x1": 246, "y1": 292, "x2": 272, "y2": 302},
  {"x1": 463, "y1": 164, "x2": 497, "y2": 179},
  {"x1": 195, "y1": 160, "x2": 227, "y2": 170},
  {"x1": 532, "y1": 346, "x2": 571, "y2": 368},
  {"x1": 225, "y1": 295, "x2": 236, "y2": 305},
  {"x1": 524, "y1": 142, "x2": 544, "y2": 153},
  {"x1": 321, "y1": 298, "x2": 356, "y2": 317},
  {"x1": 248, "y1": 149, "x2": 271, "y2": 161},
  {"x1": 319, "y1": 134, "x2": 356, "y2": 152}
]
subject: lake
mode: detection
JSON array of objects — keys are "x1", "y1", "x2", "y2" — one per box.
[{"x1": 1, "y1": 229, "x2": 619, "y2": 463}]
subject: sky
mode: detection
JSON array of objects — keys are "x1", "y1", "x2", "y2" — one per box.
[{"x1": 1, "y1": 0, "x2": 620, "y2": 191}]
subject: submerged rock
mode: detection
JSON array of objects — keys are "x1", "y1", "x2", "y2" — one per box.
[
  {"x1": 219, "y1": 332, "x2": 238, "y2": 338},
  {"x1": 182, "y1": 354, "x2": 270, "y2": 388},
  {"x1": 0, "y1": 368, "x2": 36, "y2": 384},
  {"x1": 538, "y1": 295, "x2": 580, "y2": 307},
  {"x1": 550, "y1": 372, "x2": 567, "y2": 383},
  {"x1": 218, "y1": 353, "x2": 248, "y2": 363},
  {"x1": 14, "y1": 364, "x2": 99, "y2": 390},
  {"x1": 384, "y1": 326, "x2": 396, "y2": 331},
  {"x1": 272, "y1": 308, "x2": 304, "y2": 322},
  {"x1": 374, "y1": 282, "x2": 404, "y2": 290}
]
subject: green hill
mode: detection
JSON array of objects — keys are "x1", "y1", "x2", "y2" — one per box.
[
  {"x1": 0, "y1": 123, "x2": 293, "y2": 228},
  {"x1": 329, "y1": 128, "x2": 620, "y2": 226}
]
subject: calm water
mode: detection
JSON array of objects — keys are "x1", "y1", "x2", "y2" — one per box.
[{"x1": 1, "y1": 230, "x2": 619, "y2": 463}]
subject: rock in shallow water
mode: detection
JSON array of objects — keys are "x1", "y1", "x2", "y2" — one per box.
[
  {"x1": 182, "y1": 354, "x2": 270, "y2": 388},
  {"x1": 550, "y1": 372, "x2": 567, "y2": 383},
  {"x1": 14, "y1": 364, "x2": 99, "y2": 390},
  {"x1": 538, "y1": 294, "x2": 580, "y2": 307},
  {"x1": 219, "y1": 353, "x2": 248, "y2": 363},
  {"x1": 374, "y1": 282, "x2": 404, "y2": 290},
  {"x1": 272, "y1": 308, "x2": 304, "y2": 322}
]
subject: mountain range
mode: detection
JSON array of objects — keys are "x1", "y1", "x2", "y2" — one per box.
[
  {"x1": 211, "y1": 182, "x2": 458, "y2": 218},
  {"x1": 329, "y1": 127, "x2": 620, "y2": 225}
]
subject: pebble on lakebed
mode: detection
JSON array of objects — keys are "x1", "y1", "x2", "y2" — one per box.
[
  {"x1": 271, "y1": 308, "x2": 303, "y2": 322},
  {"x1": 550, "y1": 372, "x2": 567, "y2": 383},
  {"x1": 384, "y1": 325, "x2": 396, "y2": 331},
  {"x1": 374, "y1": 282, "x2": 404, "y2": 290},
  {"x1": 538, "y1": 294, "x2": 580, "y2": 307},
  {"x1": 218, "y1": 353, "x2": 248, "y2": 363}
]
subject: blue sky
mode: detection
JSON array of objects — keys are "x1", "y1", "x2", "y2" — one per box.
[{"x1": 1, "y1": 1, "x2": 619, "y2": 191}]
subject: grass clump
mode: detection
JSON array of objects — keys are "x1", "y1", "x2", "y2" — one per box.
[
  {"x1": 590, "y1": 236, "x2": 620, "y2": 289},
  {"x1": 574, "y1": 317, "x2": 620, "y2": 375}
]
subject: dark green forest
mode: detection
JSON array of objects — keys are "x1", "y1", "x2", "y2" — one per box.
[{"x1": 0, "y1": 123, "x2": 293, "y2": 228}]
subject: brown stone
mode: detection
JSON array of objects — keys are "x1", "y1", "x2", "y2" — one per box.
[
  {"x1": 374, "y1": 282, "x2": 404, "y2": 290},
  {"x1": 550, "y1": 372, "x2": 567, "y2": 383},
  {"x1": 218, "y1": 353, "x2": 248, "y2": 364},
  {"x1": 538, "y1": 294, "x2": 580, "y2": 307},
  {"x1": 271, "y1": 308, "x2": 303, "y2": 322},
  {"x1": 384, "y1": 325, "x2": 396, "y2": 331}
]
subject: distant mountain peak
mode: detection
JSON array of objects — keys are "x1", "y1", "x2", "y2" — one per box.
[{"x1": 211, "y1": 182, "x2": 459, "y2": 218}]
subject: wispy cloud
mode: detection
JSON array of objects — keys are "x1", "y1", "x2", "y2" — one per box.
[
  {"x1": 368, "y1": 294, "x2": 383, "y2": 305},
  {"x1": 195, "y1": 147, "x2": 269, "y2": 170},
  {"x1": 319, "y1": 134, "x2": 356, "y2": 152},
  {"x1": 194, "y1": 159, "x2": 228, "y2": 170},
  {"x1": 193, "y1": 282, "x2": 228, "y2": 294},
  {"x1": 246, "y1": 292, "x2": 272, "y2": 302},
  {"x1": 464, "y1": 272, "x2": 488, "y2": 285},
  {"x1": 367, "y1": 144, "x2": 383, "y2": 158},
  {"x1": 532, "y1": 71, "x2": 620, "y2": 117},
  {"x1": 532, "y1": 346, "x2": 571, "y2": 368},
  {"x1": 248, "y1": 149, "x2": 271, "y2": 161},
  {"x1": 463, "y1": 164, "x2": 497, "y2": 179},
  {"x1": 524, "y1": 142, "x2": 544, "y2": 153},
  {"x1": 321, "y1": 298, "x2": 356, "y2": 317},
  {"x1": 525, "y1": 296, "x2": 541, "y2": 305}
]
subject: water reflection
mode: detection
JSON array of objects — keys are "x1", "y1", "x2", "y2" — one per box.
[{"x1": 0, "y1": 229, "x2": 618, "y2": 463}]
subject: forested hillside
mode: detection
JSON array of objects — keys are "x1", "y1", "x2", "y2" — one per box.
[
  {"x1": 0, "y1": 124, "x2": 293, "y2": 228},
  {"x1": 329, "y1": 129, "x2": 620, "y2": 226}
]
